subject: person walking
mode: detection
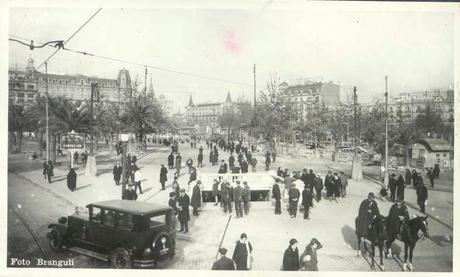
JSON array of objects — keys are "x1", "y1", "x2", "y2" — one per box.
[
  {"x1": 396, "y1": 174, "x2": 405, "y2": 201},
  {"x1": 272, "y1": 180, "x2": 282, "y2": 215},
  {"x1": 159, "y1": 164, "x2": 168, "y2": 190},
  {"x1": 191, "y1": 181, "x2": 202, "y2": 216},
  {"x1": 218, "y1": 160, "x2": 228, "y2": 174},
  {"x1": 241, "y1": 159, "x2": 249, "y2": 174},
  {"x1": 66, "y1": 168, "x2": 77, "y2": 191},
  {"x1": 134, "y1": 168, "x2": 143, "y2": 194},
  {"x1": 197, "y1": 151, "x2": 203, "y2": 168},
  {"x1": 416, "y1": 182, "x2": 428, "y2": 213},
  {"x1": 168, "y1": 152, "x2": 174, "y2": 169},
  {"x1": 339, "y1": 171, "x2": 348, "y2": 197},
  {"x1": 324, "y1": 171, "x2": 334, "y2": 200},
  {"x1": 45, "y1": 161, "x2": 54, "y2": 184},
  {"x1": 175, "y1": 153, "x2": 182, "y2": 176},
  {"x1": 188, "y1": 166, "x2": 197, "y2": 186},
  {"x1": 389, "y1": 173, "x2": 397, "y2": 202},
  {"x1": 405, "y1": 168, "x2": 412, "y2": 187},
  {"x1": 427, "y1": 168, "x2": 435, "y2": 188},
  {"x1": 177, "y1": 188, "x2": 190, "y2": 233},
  {"x1": 168, "y1": 192, "x2": 178, "y2": 215},
  {"x1": 288, "y1": 181, "x2": 300, "y2": 218},
  {"x1": 332, "y1": 173, "x2": 341, "y2": 203},
  {"x1": 73, "y1": 151, "x2": 79, "y2": 164},
  {"x1": 265, "y1": 154, "x2": 271, "y2": 171},
  {"x1": 314, "y1": 174, "x2": 323, "y2": 202},
  {"x1": 299, "y1": 238, "x2": 323, "y2": 271},
  {"x1": 234, "y1": 181, "x2": 244, "y2": 218},
  {"x1": 242, "y1": 182, "x2": 251, "y2": 215},
  {"x1": 212, "y1": 179, "x2": 220, "y2": 206},
  {"x1": 229, "y1": 154, "x2": 235, "y2": 171},
  {"x1": 171, "y1": 176, "x2": 180, "y2": 196},
  {"x1": 232, "y1": 233, "x2": 253, "y2": 270},
  {"x1": 282, "y1": 238, "x2": 300, "y2": 271},
  {"x1": 250, "y1": 157, "x2": 257, "y2": 172},
  {"x1": 212, "y1": 248, "x2": 235, "y2": 270},
  {"x1": 301, "y1": 187, "x2": 314, "y2": 219},
  {"x1": 112, "y1": 163, "x2": 122, "y2": 186},
  {"x1": 221, "y1": 180, "x2": 233, "y2": 214}
]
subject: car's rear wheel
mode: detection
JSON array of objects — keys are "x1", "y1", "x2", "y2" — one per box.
[
  {"x1": 111, "y1": 247, "x2": 132, "y2": 269},
  {"x1": 48, "y1": 228, "x2": 64, "y2": 252}
]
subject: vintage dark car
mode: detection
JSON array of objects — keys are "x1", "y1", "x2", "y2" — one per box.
[{"x1": 47, "y1": 200, "x2": 175, "y2": 268}]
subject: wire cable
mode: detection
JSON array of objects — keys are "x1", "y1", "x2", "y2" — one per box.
[{"x1": 36, "y1": 7, "x2": 102, "y2": 70}]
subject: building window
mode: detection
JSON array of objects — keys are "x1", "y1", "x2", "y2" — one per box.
[
  {"x1": 26, "y1": 84, "x2": 35, "y2": 90},
  {"x1": 443, "y1": 153, "x2": 447, "y2": 157},
  {"x1": 436, "y1": 154, "x2": 440, "y2": 158}
]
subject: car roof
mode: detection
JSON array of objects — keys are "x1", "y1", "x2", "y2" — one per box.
[{"x1": 88, "y1": 200, "x2": 172, "y2": 216}]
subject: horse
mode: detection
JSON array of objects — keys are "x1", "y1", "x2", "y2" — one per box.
[
  {"x1": 385, "y1": 215, "x2": 429, "y2": 271},
  {"x1": 356, "y1": 215, "x2": 388, "y2": 270}
]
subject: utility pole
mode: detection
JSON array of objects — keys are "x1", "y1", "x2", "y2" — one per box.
[
  {"x1": 86, "y1": 83, "x2": 98, "y2": 176},
  {"x1": 253, "y1": 64, "x2": 256, "y2": 107},
  {"x1": 351, "y1": 86, "x2": 363, "y2": 180},
  {"x1": 383, "y1": 76, "x2": 389, "y2": 188},
  {"x1": 144, "y1": 67, "x2": 148, "y2": 97},
  {"x1": 45, "y1": 62, "x2": 50, "y2": 161}
]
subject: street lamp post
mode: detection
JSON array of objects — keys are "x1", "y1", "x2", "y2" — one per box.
[
  {"x1": 351, "y1": 86, "x2": 363, "y2": 180},
  {"x1": 119, "y1": 133, "x2": 130, "y2": 199},
  {"x1": 85, "y1": 83, "x2": 98, "y2": 176},
  {"x1": 45, "y1": 62, "x2": 50, "y2": 161},
  {"x1": 383, "y1": 76, "x2": 390, "y2": 188}
]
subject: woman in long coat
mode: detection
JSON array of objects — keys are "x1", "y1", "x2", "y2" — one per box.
[
  {"x1": 405, "y1": 169, "x2": 412, "y2": 186},
  {"x1": 67, "y1": 168, "x2": 77, "y2": 191},
  {"x1": 299, "y1": 238, "x2": 323, "y2": 271},
  {"x1": 232, "y1": 233, "x2": 253, "y2": 270},
  {"x1": 396, "y1": 175, "x2": 405, "y2": 201}
]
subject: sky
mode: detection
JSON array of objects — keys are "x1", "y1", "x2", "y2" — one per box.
[{"x1": 8, "y1": 6, "x2": 454, "y2": 112}]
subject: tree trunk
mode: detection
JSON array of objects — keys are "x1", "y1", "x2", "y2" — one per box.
[
  {"x1": 51, "y1": 133, "x2": 57, "y2": 163},
  {"x1": 38, "y1": 131, "x2": 43, "y2": 157},
  {"x1": 404, "y1": 144, "x2": 410, "y2": 167},
  {"x1": 17, "y1": 131, "x2": 24, "y2": 153},
  {"x1": 108, "y1": 133, "x2": 113, "y2": 153}
]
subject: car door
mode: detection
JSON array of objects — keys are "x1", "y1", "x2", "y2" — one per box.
[{"x1": 86, "y1": 207, "x2": 116, "y2": 252}]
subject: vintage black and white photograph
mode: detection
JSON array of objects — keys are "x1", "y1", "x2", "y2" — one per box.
[{"x1": 3, "y1": 0, "x2": 458, "y2": 274}]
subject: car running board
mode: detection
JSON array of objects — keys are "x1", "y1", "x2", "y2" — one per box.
[{"x1": 68, "y1": 246, "x2": 109, "y2": 262}]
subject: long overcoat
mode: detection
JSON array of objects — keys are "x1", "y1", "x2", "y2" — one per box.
[
  {"x1": 191, "y1": 184, "x2": 202, "y2": 208},
  {"x1": 177, "y1": 194, "x2": 190, "y2": 222},
  {"x1": 355, "y1": 199, "x2": 380, "y2": 237}
]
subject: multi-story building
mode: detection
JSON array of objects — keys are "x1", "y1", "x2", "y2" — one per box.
[
  {"x1": 185, "y1": 92, "x2": 237, "y2": 134},
  {"x1": 8, "y1": 58, "x2": 133, "y2": 105},
  {"x1": 279, "y1": 80, "x2": 342, "y2": 121}
]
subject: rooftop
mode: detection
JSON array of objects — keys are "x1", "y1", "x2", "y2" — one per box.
[
  {"x1": 88, "y1": 200, "x2": 171, "y2": 216},
  {"x1": 413, "y1": 138, "x2": 452, "y2": 152}
]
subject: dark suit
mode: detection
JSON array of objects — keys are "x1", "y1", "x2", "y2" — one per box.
[
  {"x1": 178, "y1": 194, "x2": 190, "y2": 232},
  {"x1": 212, "y1": 256, "x2": 235, "y2": 270},
  {"x1": 272, "y1": 183, "x2": 281, "y2": 214}
]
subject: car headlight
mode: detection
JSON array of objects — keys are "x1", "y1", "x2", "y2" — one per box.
[
  {"x1": 152, "y1": 241, "x2": 155, "y2": 248},
  {"x1": 144, "y1": 248, "x2": 152, "y2": 255}
]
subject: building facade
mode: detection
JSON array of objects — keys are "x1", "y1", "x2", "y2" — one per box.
[
  {"x1": 185, "y1": 92, "x2": 236, "y2": 134},
  {"x1": 8, "y1": 58, "x2": 133, "y2": 105}
]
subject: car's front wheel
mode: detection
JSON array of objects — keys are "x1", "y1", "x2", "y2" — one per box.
[
  {"x1": 111, "y1": 247, "x2": 132, "y2": 269},
  {"x1": 48, "y1": 228, "x2": 64, "y2": 252}
]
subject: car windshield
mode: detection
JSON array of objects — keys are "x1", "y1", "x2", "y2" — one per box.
[{"x1": 149, "y1": 214, "x2": 166, "y2": 229}]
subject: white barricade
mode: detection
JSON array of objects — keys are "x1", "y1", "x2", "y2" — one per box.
[{"x1": 198, "y1": 172, "x2": 273, "y2": 192}]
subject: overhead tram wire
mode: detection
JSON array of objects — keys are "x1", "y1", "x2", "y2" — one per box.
[
  {"x1": 10, "y1": 34, "x2": 251, "y2": 87},
  {"x1": 36, "y1": 7, "x2": 103, "y2": 70}
]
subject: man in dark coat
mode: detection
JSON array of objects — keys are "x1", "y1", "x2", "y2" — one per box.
[
  {"x1": 124, "y1": 184, "x2": 138, "y2": 200},
  {"x1": 396, "y1": 175, "x2": 405, "y2": 201},
  {"x1": 412, "y1": 170, "x2": 418, "y2": 188},
  {"x1": 356, "y1": 192, "x2": 380, "y2": 237},
  {"x1": 265, "y1": 155, "x2": 271, "y2": 171},
  {"x1": 233, "y1": 181, "x2": 243, "y2": 218},
  {"x1": 282, "y1": 238, "x2": 299, "y2": 271},
  {"x1": 67, "y1": 168, "x2": 77, "y2": 191},
  {"x1": 175, "y1": 153, "x2": 182, "y2": 176},
  {"x1": 218, "y1": 160, "x2": 228, "y2": 174},
  {"x1": 197, "y1": 151, "x2": 203, "y2": 168},
  {"x1": 212, "y1": 179, "x2": 220, "y2": 206},
  {"x1": 242, "y1": 182, "x2": 251, "y2": 215},
  {"x1": 168, "y1": 192, "x2": 178, "y2": 215},
  {"x1": 112, "y1": 163, "x2": 122, "y2": 186},
  {"x1": 45, "y1": 161, "x2": 54, "y2": 184},
  {"x1": 301, "y1": 187, "x2": 314, "y2": 219},
  {"x1": 416, "y1": 182, "x2": 428, "y2": 213},
  {"x1": 332, "y1": 173, "x2": 341, "y2": 203},
  {"x1": 212, "y1": 248, "x2": 235, "y2": 270},
  {"x1": 288, "y1": 182, "x2": 300, "y2": 218},
  {"x1": 324, "y1": 171, "x2": 334, "y2": 200},
  {"x1": 168, "y1": 152, "x2": 174, "y2": 169},
  {"x1": 427, "y1": 168, "x2": 435, "y2": 188},
  {"x1": 232, "y1": 233, "x2": 252, "y2": 270},
  {"x1": 237, "y1": 152, "x2": 244, "y2": 166},
  {"x1": 314, "y1": 174, "x2": 323, "y2": 202},
  {"x1": 177, "y1": 189, "x2": 190, "y2": 233},
  {"x1": 386, "y1": 198, "x2": 410, "y2": 240},
  {"x1": 229, "y1": 154, "x2": 235, "y2": 171},
  {"x1": 160, "y1": 164, "x2": 168, "y2": 190},
  {"x1": 221, "y1": 181, "x2": 233, "y2": 214},
  {"x1": 433, "y1": 164, "x2": 440, "y2": 179},
  {"x1": 405, "y1": 168, "x2": 412, "y2": 186},
  {"x1": 190, "y1": 181, "x2": 202, "y2": 216},
  {"x1": 389, "y1": 173, "x2": 397, "y2": 202},
  {"x1": 306, "y1": 170, "x2": 316, "y2": 191},
  {"x1": 241, "y1": 159, "x2": 249, "y2": 174},
  {"x1": 272, "y1": 180, "x2": 282, "y2": 214}
]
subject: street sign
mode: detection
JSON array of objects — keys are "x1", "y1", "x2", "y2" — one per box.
[{"x1": 61, "y1": 132, "x2": 85, "y2": 149}]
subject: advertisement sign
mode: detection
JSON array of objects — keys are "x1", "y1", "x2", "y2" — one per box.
[{"x1": 61, "y1": 132, "x2": 84, "y2": 149}]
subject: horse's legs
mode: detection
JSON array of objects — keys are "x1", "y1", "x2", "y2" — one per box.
[
  {"x1": 379, "y1": 244, "x2": 384, "y2": 270},
  {"x1": 385, "y1": 238, "x2": 393, "y2": 258},
  {"x1": 370, "y1": 243, "x2": 375, "y2": 268},
  {"x1": 403, "y1": 243, "x2": 409, "y2": 271},
  {"x1": 408, "y1": 244, "x2": 415, "y2": 271},
  {"x1": 357, "y1": 237, "x2": 361, "y2": 256},
  {"x1": 363, "y1": 238, "x2": 369, "y2": 255}
]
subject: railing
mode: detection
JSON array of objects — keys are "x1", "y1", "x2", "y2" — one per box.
[{"x1": 198, "y1": 172, "x2": 273, "y2": 191}]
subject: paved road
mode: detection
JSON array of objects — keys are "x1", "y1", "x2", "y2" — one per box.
[{"x1": 7, "y1": 142, "x2": 453, "y2": 271}]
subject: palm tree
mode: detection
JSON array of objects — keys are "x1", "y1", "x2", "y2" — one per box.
[{"x1": 8, "y1": 103, "x2": 37, "y2": 152}]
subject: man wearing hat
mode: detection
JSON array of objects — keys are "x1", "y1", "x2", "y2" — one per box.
[
  {"x1": 212, "y1": 248, "x2": 235, "y2": 270},
  {"x1": 168, "y1": 192, "x2": 178, "y2": 215},
  {"x1": 191, "y1": 180, "x2": 202, "y2": 216},
  {"x1": 356, "y1": 192, "x2": 380, "y2": 238},
  {"x1": 177, "y1": 188, "x2": 190, "y2": 233},
  {"x1": 212, "y1": 179, "x2": 220, "y2": 206},
  {"x1": 272, "y1": 179, "x2": 282, "y2": 214},
  {"x1": 389, "y1": 173, "x2": 397, "y2": 202},
  {"x1": 386, "y1": 197, "x2": 410, "y2": 241},
  {"x1": 221, "y1": 180, "x2": 233, "y2": 214},
  {"x1": 288, "y1": 181, "x2": 301, "y2": 218},
  {"x1": 124, "y1": 183, "x2": 138, "y2": 200},
  {"x1": 233, "y1": 181, "x2": 243, "y2": 218},
  {"x1": 282, "y1": 238, "x2": 300, "y2": 271},
  {"x1": 314, "y1": 173, "x2": 323, "y2": 202}
]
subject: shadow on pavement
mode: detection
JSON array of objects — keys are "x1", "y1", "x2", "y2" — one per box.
[
  {"x1": 427, "y1": 235, "x2": 453, "y2": 247},
  {"x1": 341, "y1": 225, "x2": 357, "y2": 250},
  {"x1": 73, "y1": 184, "x2": 93, "y2": 191}
]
